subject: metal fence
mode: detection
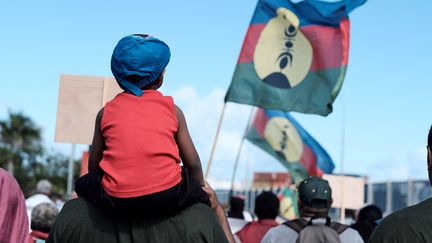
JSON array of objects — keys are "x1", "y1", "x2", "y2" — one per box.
[
  {"x1": 216, "y1": 179, "x2": 432, "y2": 216},
  {"x1": 366, "y1": 179, "x2": 432, "y2": 214}
]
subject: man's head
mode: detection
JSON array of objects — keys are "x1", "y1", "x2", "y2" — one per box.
[
  {"x1": 254, "y1": 191, "x2": 280, "y2": 220},
  {"x1": 227, "y1": 195, "x2": 245, "y2": 219},
  {"x1": 36, "y1": 179, "x2": 52, "y2": 195},
  {"x1": 356, "y1": 204, "x2": 382, "y2": 224},
  {"x1": 427, "y1": 126, "x2": 432, "y2": 185},
  {"x1": 111, "y1": 34, "x2": 170, "y2": 96},
  {"x1": 298, "y1": 176, "x2": 332, "y2": 215},
  {"x1": 31, "y1": 203, "x2": 59, "y2": 233}
]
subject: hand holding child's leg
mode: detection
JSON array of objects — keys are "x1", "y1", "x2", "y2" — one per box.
[{"x1": 202, "y1": 182, "x2": 235, "y2": 243}]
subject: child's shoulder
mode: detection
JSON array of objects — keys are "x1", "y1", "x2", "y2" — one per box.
[{"x1": 173, "y1": 104, "x2": 183, "y2": 115}]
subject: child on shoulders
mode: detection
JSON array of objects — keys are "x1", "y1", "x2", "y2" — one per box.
[{"x1": 75, "y1": 34, "x2": 209, "y2": 218}]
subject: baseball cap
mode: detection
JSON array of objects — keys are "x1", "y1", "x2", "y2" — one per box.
[
  {"x1": 111, "y1": 34, "x2": 171, "y2": 96},
  {"x1": 298, "y1": 176, "x2": 332, "y2": 209}
]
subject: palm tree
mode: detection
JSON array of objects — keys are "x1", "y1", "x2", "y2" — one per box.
[{"x1": 0, "y1": 111, "x2": 43, "y2": 176}]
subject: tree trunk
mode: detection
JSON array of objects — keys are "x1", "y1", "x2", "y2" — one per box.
[{"x1": 7, "y1": 160, "x2": 14, "y2": 176}]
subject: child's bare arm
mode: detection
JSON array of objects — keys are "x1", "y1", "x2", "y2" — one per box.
[
  {"x1": 174, "y1": 105, "x2": 205, "y2": 186},
  {"x1": 88, "y1": 108, "x2": 105, "y2": 173}
]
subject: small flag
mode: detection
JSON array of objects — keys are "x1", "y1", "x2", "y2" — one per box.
[
  {"x1": 225, "y1": 0, "x2": 366, "y2": 116},
  {"x1": 246, "y1": 109, "x2": 335, "y2": 182},
  {"x1": 279, "y1": 186, "x2": 300, "y2": 220}
]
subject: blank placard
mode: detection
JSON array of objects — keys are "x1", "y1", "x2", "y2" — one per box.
[{"x1": 55, "y1": 74, "x2": 121, "y2": 144}]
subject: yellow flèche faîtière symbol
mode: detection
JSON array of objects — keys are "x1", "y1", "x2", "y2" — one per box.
[
  {"x1": 264, "y1": 117, "x2": 303, "y2": 163},
  {"x1": 254, "y1": 8, "x2": 313, "y2": 89}
]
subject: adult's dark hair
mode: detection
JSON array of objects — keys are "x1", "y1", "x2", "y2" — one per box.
[
  {"x1": 227, "y1": 196, "x2": 245, "y2": 219},
  {"x1": 31, "y1": 203, "x2": 59, "y2": 233},
  {"x1": 357, "y1": 205, "x2": 382, "y2": 223},
  {"x1": 350, "y1": 205, "x2": 382, "y2": 242},
  {"x1": 254, "y1": 191, "x2": 280, "y2": 220},
  {"x1": 428, "y1": 126, "x2": 432, "y2": 148}
]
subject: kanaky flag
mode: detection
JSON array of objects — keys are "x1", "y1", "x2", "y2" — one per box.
[
  {"x1": 225, "y1": 0, "x2": 366, "y2": 116},
  {"x1": 246, "y1": 109, "x2": 335, "y2": 182},
  {"x1": 279, "y1": 187, "x2": 299, "y2": 220}
]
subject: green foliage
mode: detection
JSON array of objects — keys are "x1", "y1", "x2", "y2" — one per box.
[{"x1": 0, "y1": 111, "x2": 82, "y2": 197}]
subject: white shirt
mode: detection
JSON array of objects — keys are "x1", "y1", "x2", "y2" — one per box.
[
  {"x1": 261, "y1": 218, "x2": 364, "y2": 243},
  {"x1": 228, "y1": 217, "x2": 249, "y2": 234},
  {"x1": 25, "y1": 193, "x2": 55, "y2": 227}
]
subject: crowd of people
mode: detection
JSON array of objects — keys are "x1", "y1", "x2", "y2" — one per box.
[
  {"x1": 2, "y1": 148, "x2": 432, "y2": 243},
  {"x1": 1, "y1": 33, "x2": 432, "y2": 243},
  {"x1": 0, "y1": 168, "x2": 382, "y2": 243},
  {"x1": 1, "y1": 168, "x2": 419, "y2": 243}
]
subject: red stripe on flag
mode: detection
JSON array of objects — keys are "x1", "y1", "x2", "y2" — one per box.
[
  {"x1": 315, "y1": 167, "x2": 324, "y2": 177},
  {"x1": 238, "y1": 24, "x2": 266, "y2": 64},
  {"x1": 238, "y1": 21, "x2": 350, "y2": 71},
  {"x1": 340, "y1": 18, "x2": 350, "y2": 65},
  {"x1": 300, "y1": 144, "x2": 323, "y2": 177},
  {"x1": 301, "y1": 24, "x2": 347, "y2": 71},
  {"x1": 252, "y1": 109, "x2": 268, "y2": 137}
]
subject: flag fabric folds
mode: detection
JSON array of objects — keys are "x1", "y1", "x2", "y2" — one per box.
[
  {"x1": 225, "y1": 0, "x2": 366, "y2": 116},
  {"x1": 246, "y1": 108, "x2": 335, "y2": 182}
]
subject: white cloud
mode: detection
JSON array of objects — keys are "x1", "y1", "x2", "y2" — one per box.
[
  {"x1": 170, "y1": 86, "x2": 286, "y2": 189},
  {"x1": 355, "y1": 146, "x2": 428, "y2": 182},
  {"x1": 170, "y1": 86, "x2": 430, "y2": 188}
]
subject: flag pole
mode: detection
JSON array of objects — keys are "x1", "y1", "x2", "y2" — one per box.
[
  {"x1": 205, "y1": 103, "x2": 227, "y2": 179},
  {"x1": 339, "y1": 97, "x2": 346, "y2": 223},
  {"x1": 67, "y1": 143, "x2": 76, "y2": 199},
  {"x1": 229, "y1": 107, "x2": 255, "y2": 197}
]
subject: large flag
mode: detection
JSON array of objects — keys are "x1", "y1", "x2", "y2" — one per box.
[
  {"x1": 246, "y1": 109, "x2": 335, "y2": 182},
  {"x1": 225, "y1": 0, "x2": 366, "y2": 116}
]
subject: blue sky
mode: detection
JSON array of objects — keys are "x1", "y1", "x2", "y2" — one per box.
[{"x1": 1, "y1": 0, "x2": 431, "y2": 187}]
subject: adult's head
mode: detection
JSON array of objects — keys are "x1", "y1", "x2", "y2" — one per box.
[
  {"x1": 427, "y1": 126, "x2": 432, "y2": 186},
  {"x1": 111, "y1": 34, "x2": 171, "y2": 96},
  {"x1": 36, "y1": 179, "x2": 52, "y2": 195},
  {"x1": 352, "y1": 205, "x2": 383, "y2": 242},
  {"x1": 0, "y1": 168, "x2": 29, "y2": 242},
  {"x1": 297, "y1": 176, "x2": 332, "y2": 216},
  {"x1": 254, "y1": 191, "x2": 280, "y2": 220},
  {"x1": 356, "y1": 205, "x2": 382, "y2": 224},
  {"x1": 228, "y1": 196, "x2": 245, "y2": 219},
  {"x1": 31, "y1": 203, "x2": 59, "y2": 233}
]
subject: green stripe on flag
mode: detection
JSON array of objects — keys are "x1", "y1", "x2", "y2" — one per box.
[
  {"x1": 246, "y1": 126, "x2": 308, "y2": 183},
  {"x1": 225, "y1": 63, "x2": 347, "y2": 116}
]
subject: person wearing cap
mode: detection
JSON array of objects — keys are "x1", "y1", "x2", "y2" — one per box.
[
  {"x1": 261, "y1": 176, "x2": 363, "y2": 243},
  {"x1": 74, "y1": 34, "x2": 234, "y2": 242},
  {"x1": 369, "y1": 126, "x2": 432, "y2": 243}
]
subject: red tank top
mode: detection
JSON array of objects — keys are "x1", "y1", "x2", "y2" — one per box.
[{"x1": 99, "y1": 90, "x2": 181, "y2": 198}]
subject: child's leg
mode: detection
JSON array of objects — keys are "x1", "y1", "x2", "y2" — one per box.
[
  {"x1": 74, "y1": 171, "x2": 113, "y2": 209},
  {"x1": 107, "y1": 167, "x2": 209, "y2": 218},
  {"x1": 108, "y1": 183, "x2": 185, "y2": 218},
  {"x1": 177, "y1": 166, "x2": 211, "y2": 209}
]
